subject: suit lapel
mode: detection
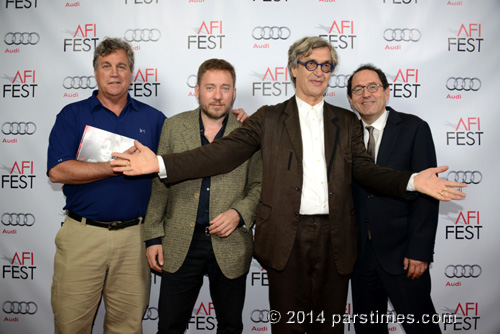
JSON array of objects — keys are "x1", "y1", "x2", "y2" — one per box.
[
  {"x1": 376, "y1": 107, "x2": 401, "y2": 166},
  {"x1": 324, "y1": 104, "x2": 339, "y2": 182},
  {"x1": 284, "y1": 98, "x2": 303, "y2": 163},
  {"x1": 181, "y1": 108, "x2": 203, "y2": 151}
]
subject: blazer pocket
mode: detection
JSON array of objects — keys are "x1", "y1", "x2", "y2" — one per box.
[{"x1": 256, "y1": 202, "x2": 272, "y2": 220}]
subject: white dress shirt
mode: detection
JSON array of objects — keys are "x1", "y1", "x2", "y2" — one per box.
[{"x1": 296, "y1": 96, "x2": 329, "y2": 215}]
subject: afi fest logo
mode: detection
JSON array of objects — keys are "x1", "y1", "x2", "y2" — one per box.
[
  {"x1": 188, "y1": 21, "x2": 224, "y2": 49},
  {"x1": 443, "y1": 302, "x2": 479, "y2": 331},
  {"x1": 5, "y1": 0, "x2": 38, "y2": 8},
  {"x1": 318, "y1": 20, "x2": 357, "y2": 49},
  {"x1": 188, "y1": 301, "x2": 217, "y2": 331},
  {"x1": 63, "y1": 24, "x2": 99, "y2": 52},
  {"x1": 2, "y1": 251, "x2": 36, "y2": 280},
  {"x1": 129, "y1": 68, "x2": 160, "y2": 97},
  {"x1": 448, "y1": 24, "x2": 483, "y2": 52},
  {"x1": 252, "y1": 66, "x2": 292, "y2": 97},
  {"x1": 445, "y1": 210, "x2": 481, "y2": 241},
  {"x1": 1, "y1": 161, "x2": 36, "y2": 189},
  {"x1": 446, "y1": 117, "x2": 482, "y2": 146},
  {"x1": 2, "y1": 70, "x2": 37, "y2": 98},
  {"x1": 388, "y1": 68, "x2": 420, "y2": 98}
]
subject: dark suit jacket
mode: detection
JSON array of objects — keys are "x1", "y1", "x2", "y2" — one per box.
[
  {"x1": 164, "y1": 97, "x2": 413, "y2": 275},
  {"x1": 352, "y1": 107, "x2": 439, "y2": 275}
]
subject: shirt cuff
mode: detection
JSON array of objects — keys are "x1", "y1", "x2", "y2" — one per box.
[
  {"x1": 406, "y1": 173, "x2": 417, "y2": 191},
  {"x1": 232, "y1": 208, "x2": 245, "y2": 228},
  {"x1": 145, "y1": 237, "x2": 161, "y2": 248},
  {"x1": 158, "y1": 155, "x2": 167, "y2": 179}
]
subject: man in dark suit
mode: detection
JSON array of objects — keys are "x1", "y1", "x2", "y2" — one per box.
[
  {"x1": 348, "y1": 64, "x2": 441, "y2": 333},
  {"x1": 111, "y1": 37, "x2": 465, "y2": 334}
]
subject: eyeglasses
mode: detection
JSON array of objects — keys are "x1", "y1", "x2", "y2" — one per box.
[
  {"x1": 351, "y1": 83, "x2": 383, "y2": 95},
  {"x1": 297, "y1": 60, "x2": 335, "y2": 73}
]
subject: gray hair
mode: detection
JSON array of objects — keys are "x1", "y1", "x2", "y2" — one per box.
[{"x1": 287, "y1": 36, "x2": 338, "y2": 86}]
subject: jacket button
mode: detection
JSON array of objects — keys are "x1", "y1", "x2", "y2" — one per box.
[
  {"x1": 194, "y1": 193, "x2": 200, "y2": 199},
  {"x1": 296, "y1": 186, "x2": 301, "y2": 191},
  {"x1": 189, "y1": 222, "x2": 195, "y2": 228}
]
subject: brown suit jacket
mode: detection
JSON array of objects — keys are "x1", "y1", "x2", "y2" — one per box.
[
  {"x1": 163, "y1": 97, "x2": 412, "y2": 275},
  {"x1": 143, "y1": 109, "x2": 262, "y2": 279}
]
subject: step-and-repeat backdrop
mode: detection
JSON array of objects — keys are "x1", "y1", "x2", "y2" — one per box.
[{"x1": 1, "y1": 0, "x2": 499, "y2": 333}]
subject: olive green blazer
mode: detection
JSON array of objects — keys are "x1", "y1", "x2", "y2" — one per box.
[{"x1": 143, "y1": 108, "x2": 262, "y2": 279}]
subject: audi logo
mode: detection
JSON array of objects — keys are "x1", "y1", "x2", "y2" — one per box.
[
  {"x1": 63, "y1": 76, "x2": 97, "y2": 89},
  {"x1": 447, "y1": 171, "x2": 482, "y2": 184},
  {"x1": 445, "y1": 265, "x2": 482, "y2": 278},
  {"x1": 251, "y1": 309, "x2": 270, "y2": 323},
  {"x1": 143, "y1": 307, "x2": 159, "y2": 320},
  {"x1": 124, "y1": 28, "x2": 161, "y2": 42},
  {"x1": 2, "y1": 213, "x2": 35, "y2": 226},
  {"x1": 446, "y1": 77, "x2": 481, "y2": 91},
  {"x1": 383, "y1": 28, "x2": 421, "y2": 42},
  {"x1": 4, "y1": 32, "x2": 40, "y2": 45},
  {"x1": 328, "y1": 74, "x2": 350, "y2": 88},
  {"x1": 2, "y1": 301, "x2": 38, "y2": 315},
  {"x1": 252, "y1": 26, "x2": 291, "y2": 40},
  {"x1": 2, "y1": 122, "x2": 37, "y2": 135},
  {"x1": 187, "y1": 74, "x2": 197, "y2": 89}
]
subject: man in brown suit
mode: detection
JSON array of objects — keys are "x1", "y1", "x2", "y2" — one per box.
[
  {"x1": 112, "y1": 37, "x2": 465, "y2": 333},
  {"x1": 143, "y1": 59, "x2": 261, "y2": 334}
]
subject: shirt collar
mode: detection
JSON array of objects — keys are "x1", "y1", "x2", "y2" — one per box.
[
  {"x1": 90, "y1": 90, "x2": 138, "y2": 113},
  {"x1": 198, "y1": 109, "x2": 229, "y2": 140},
  {"x1": 362, "y1": 108, "x2": 389, "y2": 132},
  {"x1": 295, "y1": 95, "x2": 324, "y2": 116}
]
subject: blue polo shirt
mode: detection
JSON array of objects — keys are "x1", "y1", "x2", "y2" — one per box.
[{"x1": 47, "y1": 90, "x2": 166, "y2": 221}]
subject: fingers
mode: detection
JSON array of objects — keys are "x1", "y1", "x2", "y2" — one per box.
[
  {"x1": 146, "y1": 245, "x2": 163, "y2": 273},
  {"x1": 405, "y1": 259, "x2": 428, "y2": 279},
  {"x1": 209, "y1": 212, "x2": 238, "y2": 237}
]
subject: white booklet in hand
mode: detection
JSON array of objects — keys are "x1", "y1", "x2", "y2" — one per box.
[{"x1": 76, "y1": 125, "x2": 135, "y2": 162}]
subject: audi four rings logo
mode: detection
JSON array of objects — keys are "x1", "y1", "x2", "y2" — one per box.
[
  {"x1": 446, "y1": 77, "x2": 481, "y2": 91},
  {"x1": 2, "y1": 122, "x2": 37, "y2": 135},
  {"x1": 251, "y1": 309, "x2": 270, "y2": 323},
  {"x1": 2, "y1": 301, "x2": 38, "y2": 315},
  {"x1": 124, "y1": 29, "x2": 161, "y2": 42},
  {"x1": 143, "y1": 307, "x2": 159, "y2": 320},
  {"x1": 445, "y1": 265, "x2": 482, "y2": 278},
  {"x1": 63, "y1": 76, "x2": 97, "y2": 89},
  {"x1": 187, "y1": 74, "x2": 197, "y2": 89},
  {"x1": 383, "y1": 28, "x2": 421, "y2": 42},
  {"x1": 328, "y1": 75, "x2": 350, "y2": 88},
  {"x1": 4, "y1": 32, "x2": 40, "y2": 45},
  {"x1": 252, "y1": 26, "x2": 291, "y2": 40},
  {"x1": 447, "y1": 171, "x2": 482, "y2": 184},
  {"x1": 2, "y1": 213, "x2": 35, "y2": 226}
]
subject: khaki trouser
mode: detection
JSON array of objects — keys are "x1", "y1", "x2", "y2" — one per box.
[{"x1": 51, "y1": 216, "x2": 150, "y2": 334}]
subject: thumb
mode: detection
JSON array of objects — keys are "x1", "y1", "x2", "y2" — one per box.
[
  {"x1": 433, "y1": 165, "x2": 449, "y2": 174},
  {"x1": 134, "y1": 140, "x2": 145, "y2": 150}
]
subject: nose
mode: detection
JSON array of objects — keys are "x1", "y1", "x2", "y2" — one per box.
[
  {"x1": 312, "y1": 65, "x2": 324, "y2": 76},
  {"x1": 214, "y1": 88, "x2": 223, "y2": 99},
  {"x1": 110, "y1": 66, "x2": 119, "y2": 76},
  {"x1": 362, "y1": 86, "x2": 371, "y2": 97}
]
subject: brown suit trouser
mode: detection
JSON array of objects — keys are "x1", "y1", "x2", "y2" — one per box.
[{"x1": 267, "y1": 215, "x2": 350, "y2": 334}]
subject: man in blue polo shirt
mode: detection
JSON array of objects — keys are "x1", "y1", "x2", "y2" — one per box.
[{"x1": 47, "y1": 37, "x2": 166, "y2": 334}]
